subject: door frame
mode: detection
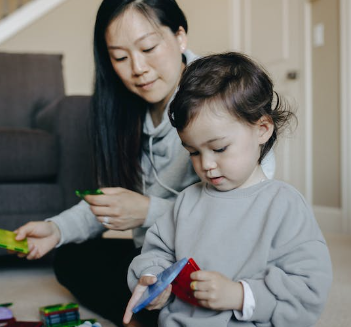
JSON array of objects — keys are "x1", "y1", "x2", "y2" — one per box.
[
  {"x1": 340, "y1": 0, "x2": 351, "y2": 233},
  {"x1": 229, "y1": 0, "x2": 310, "y2": 196}
]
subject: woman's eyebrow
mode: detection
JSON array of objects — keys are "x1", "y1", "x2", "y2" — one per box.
[{"x1": 107, "y1": 32, "x2": 157, "y2": 49}]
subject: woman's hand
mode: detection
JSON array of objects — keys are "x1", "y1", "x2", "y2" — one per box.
[
  {"x1": 190, "y1": 271, "x2": 244, "y2": 311},
  {"x1": 85, "y1": 187, "x2": 150, "y2": 231},
  {"x1": 14, "y1": 221, "x2": 61, "y2": 260},
  {"x1": 123, "y1": 275, "x2": 172, "y2": 325}
]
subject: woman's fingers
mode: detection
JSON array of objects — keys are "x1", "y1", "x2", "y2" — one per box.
[
  {"x1": 14, "y1": 222, "x2": 35, "y2": 240},
  {"x1": 99, "y1": 187, "x2": 124, "y2": 195},
  {"x1": 85, "y1": 187, "x2": 125, "y2": 206},
  {"x1": 91, "y1": 206, "x2": 119, "y2": 217},
  {"x1": 25, "y1": 244, "x2": 39, "y2": 260}
]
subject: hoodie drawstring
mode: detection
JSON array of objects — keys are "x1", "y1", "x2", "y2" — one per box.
[{"x1": 148, "y1": 136, "x2": 179, "y2": 196}]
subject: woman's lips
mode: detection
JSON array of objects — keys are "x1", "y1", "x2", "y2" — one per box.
[{"x1": 137, "y1": 80, "x2": 156, "y2": 90}]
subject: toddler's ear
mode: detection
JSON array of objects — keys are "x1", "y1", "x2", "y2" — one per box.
[{"x1": 257, "y1": 116, "x2": 274, "y2": 144}]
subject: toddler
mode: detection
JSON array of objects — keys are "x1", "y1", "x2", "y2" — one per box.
[{"x1": 123, "y1": 52, "x2": 332, "y2": 327}]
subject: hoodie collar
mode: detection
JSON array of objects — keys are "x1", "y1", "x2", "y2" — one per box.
[{"x1": 143, "y1": 102, "x2": 174, "y2": 138}]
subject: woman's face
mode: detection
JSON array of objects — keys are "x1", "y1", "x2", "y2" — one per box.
[{"x1": 105, "y1": 8, "x2": 187, "y2": 111}]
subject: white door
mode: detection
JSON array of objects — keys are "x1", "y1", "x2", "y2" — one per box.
[{"x1": 231, "y1": 0, "x2": 308, "y2": 196}]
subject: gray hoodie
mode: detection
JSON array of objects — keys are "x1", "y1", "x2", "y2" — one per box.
[{"x1": 49, "y1": 50, "x2": 199, "y2": 248}]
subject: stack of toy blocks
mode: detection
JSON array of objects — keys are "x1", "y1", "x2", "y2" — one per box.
[{"x1": 39, "y1": 303, "x2": 80, "y2": 327}]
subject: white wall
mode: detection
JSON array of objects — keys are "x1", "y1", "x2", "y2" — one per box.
[
  {"x1": 0, "y1": 0, "x2": 233, "y2": 95},
  {"x1": 0, "y1": 0, "x2": 101, "y2": 95}
]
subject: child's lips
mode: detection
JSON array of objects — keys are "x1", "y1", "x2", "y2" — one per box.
[{"x1": 209, "y1": 176, "x2": 224, "y2": 185}]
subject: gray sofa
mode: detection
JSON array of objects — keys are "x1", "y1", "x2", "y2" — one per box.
[{"x1": 0, "y1": 52, "x2": 96, "y2": 254}]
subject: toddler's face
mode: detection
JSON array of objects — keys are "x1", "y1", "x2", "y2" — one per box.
[{"x1": 178, "y1": 105, "x2": 269, "y2": 191}]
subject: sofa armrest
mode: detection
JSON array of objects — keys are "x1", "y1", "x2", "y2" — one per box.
[{"x1": 35, "y1": 96, "x2": 97, "y2": 209}]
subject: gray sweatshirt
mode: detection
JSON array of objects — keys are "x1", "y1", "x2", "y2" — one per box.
[
  {"x1": 128, "y1": 180, "x2": 332, "y2": 327},
  {"x1": 49, "y1": 50, "x2": 276, "y2": 248}
]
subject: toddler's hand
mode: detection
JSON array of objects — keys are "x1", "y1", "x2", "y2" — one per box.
[
  {"x1": 146, "y1": 283, "x2": 172, "y2": 311},
  {"x1": 123, "y1": 275, "x2": 172, "y2": 325},
  {"x1": 190, "y1": 271, "x2": 244, "y2": 311}
]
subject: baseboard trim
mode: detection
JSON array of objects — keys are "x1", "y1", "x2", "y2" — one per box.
[
  {"x1": 0, "y1": 0, "x2": 68, "y2": 44},
  {"x1": 314, "y1": 205, "x2": 345, "y2": 234}
]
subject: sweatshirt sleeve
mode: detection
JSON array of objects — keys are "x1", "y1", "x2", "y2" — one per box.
[
  {"x1": 244, "y1": 192, "x2": 332, "y2": 326},
  {"x1": 128, "y1": 194, "x2": 182, "y2": 291},
  {"x1": 46, "y1": 200, "x2": 105, "y2": 246}
]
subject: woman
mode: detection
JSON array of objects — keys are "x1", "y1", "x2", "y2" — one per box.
[{"x1": 15, "y1": 0, "x2": 275, "y2": 326}]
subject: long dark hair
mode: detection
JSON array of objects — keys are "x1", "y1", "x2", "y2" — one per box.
[
  {"x1": 91, "y1": 0, "x2": 188, "y2": 191},
  {"x1": 169, "y1": 52, "x2": 296, "y2": 164}
]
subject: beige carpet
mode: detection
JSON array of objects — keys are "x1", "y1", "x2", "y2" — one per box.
[
  {"x1": 1, "y1": 234, "x2": 350, "y2": 327},
  {"x1": 0, "y1": 262, "x2": 115, "y2": 327},
  {"x1": 317, "y1": 234, "x2": 351, "y2": 327}
]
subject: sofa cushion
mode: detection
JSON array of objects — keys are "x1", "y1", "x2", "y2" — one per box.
[
  {"x1": 0, "y1": 52, "x2": 65, "y2": 128},
  {"x1": 0, "y1": 183, "x2": 63, "y2": 215},
  {"x1": 0, "y1": 128, "x2": 58, "y2": 182}
]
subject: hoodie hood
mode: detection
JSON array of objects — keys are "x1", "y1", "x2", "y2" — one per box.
[{"x1": 141, "y1": 49, "x2": 199, "y2": 197}]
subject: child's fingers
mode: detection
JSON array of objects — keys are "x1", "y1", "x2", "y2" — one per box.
[
  {"x1": 190, "y1": 270, "x2": 211, "y2": 281},
  {"x1": 191, "y1": 286, "x2": 211, "y2": 309},
  {"x1": 192, "y1": 288, "x2": 209, "y2": 300},
  {"x1": 190, "y1": 280, "x2": 198, "y2": 291},
  {"x1": 147, "y1": 284, "x2": 172, "y2": 310},
  {"x1": 139, "y1": 275, "x2": 157, "y2": 286},
  {"x1": 190, "y1": 279, "x2": 210, "y2": 292},
  {"x1": 123, "y1": 303, "x2": 133, "y2": 325},
  {"x1": 123, "y1": 306, "x2": 133, "y2": 324},
  {"x1": 123, "y1": 284, "x2": 148, "y2": 324},
  {"x1": 123, "y1": 276, "x2": 157, "y2": 324}
]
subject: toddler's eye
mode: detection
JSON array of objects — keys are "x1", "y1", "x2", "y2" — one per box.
[
  {"x1": 189, "y1": 151, "x2": 199, "y2": 156},
  {"x1": 214, "y1": 146, "x2": 228, "y2": 153}
]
